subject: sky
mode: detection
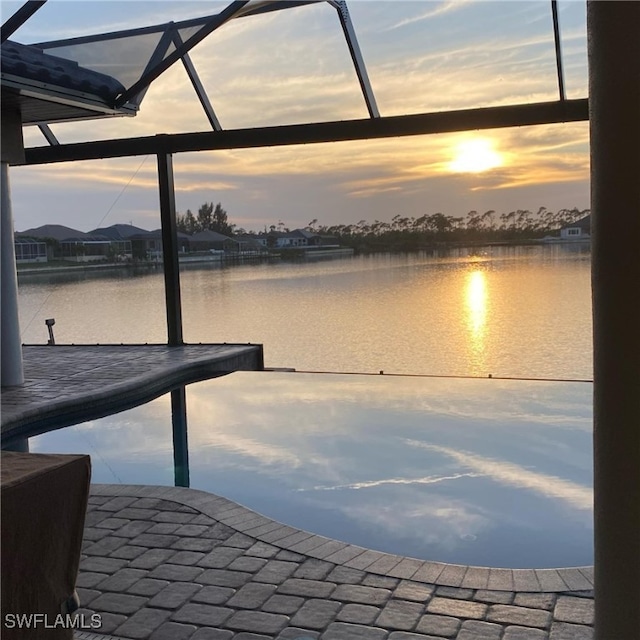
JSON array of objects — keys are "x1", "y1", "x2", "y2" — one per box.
[{"x1": 2, "y1": 0, "x2": 590, "y2": 234}]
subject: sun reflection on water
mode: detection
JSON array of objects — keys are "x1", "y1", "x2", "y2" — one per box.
[
  {"x1": 465, "y1": 270, "x2": 488, "y2": 373},
  {"x1": 466, "y1": 270, "x2": 487, "y2": 335}
]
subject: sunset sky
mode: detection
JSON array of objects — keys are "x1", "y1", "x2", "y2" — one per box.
[{"x1": 3, "y1": 0, "x2": 590, "y2": 233}]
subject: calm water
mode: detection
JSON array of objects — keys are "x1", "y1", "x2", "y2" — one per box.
[
  {"x1": 23, "y1": 246, "x2": 594, "y2": 567},
  {"x1": 31, "y1": 372, "x2": 593, "y2": 568},
  {"x1": 18, "y1": 245, "x2": 592, "y2": 379}
]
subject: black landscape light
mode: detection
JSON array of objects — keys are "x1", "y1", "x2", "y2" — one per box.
[{"x1": 45, "y1": 318, "x2": 55, "y2": 345}]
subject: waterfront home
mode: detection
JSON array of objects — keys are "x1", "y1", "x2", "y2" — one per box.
[
  {"x1": 90, "y1": 223, "x2": 150, "y2": 239},
  {"x1": 16, "y1": 225, "x2": 115, "y2": 262},
  {"x1": 91, "y1": 225, "x2": 192, "y2": 260},
  {"x1": 189, "y1": 229, "x2": 238, "y2": 253},
  {"x1": 16, "y1": 224, "x2": 132, "y2": 261},
  {"x1": 234, "y1": 233, "x2": 267, "y2": 255},
  {"x1": 58, "y1": 234, "x2": 113, "y2": 262},
  {"x1": 13, "y1": 237, "x2": 47, "y2": 263},
  {"x1": 256, "y1": 228, "x2": 324, "y2": 248},
  {"x1": 89, "y1": 223, "x2": 146, "y2": 259},
  {"x1": 560, "y1": 214, "x2": 591, "y2": 241},
  {"x1": 16, "y1": 223, "x2": 85, "y2": 243},
  {"x1": 132, "y1": 229, "x2": 191, "y2": 261}
]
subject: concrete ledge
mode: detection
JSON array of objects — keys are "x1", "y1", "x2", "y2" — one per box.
[{"x1": 1, "y1": 343, "x2": 263, "y2": 445}]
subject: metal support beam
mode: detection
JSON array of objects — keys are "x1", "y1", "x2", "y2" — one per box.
[
  {"x1": 1, "y1": 162, "x2": 24, "y2": 388},
  {"x1": 173, "y1": 31, "x2": 222, "y2": 131},
  {"x1": 171, "y1": 386, "x2": 190, "y2": 487},
  {"x1": 38, "y1": 124, "x2": 59, "y2": 146},
  {"x1": 127, "y1": 26, "x2": 176, "y2": 108},
  {"x1": 115, "y1": 1, "x2": 250, "y2": 108},
  {"x1": 331, "y1": 0, "x2": 380, "y2": 118},
  {"x1": 21, "y1": 99, "x2": 588, "y2": 166},
  {"x1": 551, "y1": 0, "x2": 566, "y2": 101},
  {"x1": 588, "y1": 2, "x2": 640, "y2": 638},
  {"x1": 1, "y1": 0, "x2": 47, "y2": 44},
  {"x1": 157, "y1": 152, "x2": 183, "y2": 346}
]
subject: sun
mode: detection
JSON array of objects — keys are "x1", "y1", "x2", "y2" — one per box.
[{"x1": 449, "y1": 138, "x2": 503, "y2": 173}]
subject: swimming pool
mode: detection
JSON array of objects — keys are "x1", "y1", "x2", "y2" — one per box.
[{"x1": 31, "y1": 371, "x2": 593, "y2": 569}]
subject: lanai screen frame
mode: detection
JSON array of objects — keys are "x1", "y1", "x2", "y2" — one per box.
[
  {"x1": 15, "y1": 0, "x2": 575, "y2": 155},
  {"x1": 10, "y1": 0, "x2": 589, "y2": 344}
]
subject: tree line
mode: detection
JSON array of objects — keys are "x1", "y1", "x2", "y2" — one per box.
[
  {"x1": 176, "y1": 202, "x2": 234, "y2": 236},
  {"x1": 176, "y1": 202, "x2": 590, "y2": 251},
  {"x1": 305, "y1": 207, "x2": 590, "y2": 250}
]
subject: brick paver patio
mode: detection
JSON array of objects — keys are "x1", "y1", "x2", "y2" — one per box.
[{"x1": 74, "y1": 485, "x2": 594, "y2": 640}]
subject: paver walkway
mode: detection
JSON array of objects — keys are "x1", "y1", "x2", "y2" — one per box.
[{"x1": 74, "y1": 485, "x2": 594, "y2": 640}]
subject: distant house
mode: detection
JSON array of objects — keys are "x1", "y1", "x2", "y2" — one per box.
[
  {"x1": 18, "y1": 223, "x2": 134, "y2": 261},
  {"x1": 92, "y1": 225, "x2": 190, "y2": 260},
  {"x1": 90, "y1": 223, "x2": 149, "y2": 240},
  {"x1": 89, "y1": 223, "x2": 150, "y2": 259},
  {"x1": 560, "y1": 215, "x2": 591, "y2": 240},
  {"x1": 14, "y1": 237, "x2": 47, "y2": 263},
  {"x1": 16, "y1": 224, "x2": 86, "y2": 257},
  {"x1": 59, "y1": 235, "x2": 112, "y2": 262},
  {"x1": 190, "y1": 230, "x2": 237, "y2": 253},
  {"x1": 257, "y1": 229, "x2": 324, "y2": 249},
  {"x1": 16, "y1": 224, "x2": 85, "y2": 242},
  {"x1": 234, "y1": 234, "x2": 267, "y2": 255},
  {"x1": 129, "y1": 230, "x2": 191, "y2": 260}
]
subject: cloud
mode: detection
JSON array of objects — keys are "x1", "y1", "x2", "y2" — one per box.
[
  {"x1": 383, "y1": 1, "x2": 472, "y2": 32},
  {"x1": 406, "y1": 440, "x2": 592, "y2": 510},
  {"x1": 13, "y1": 1, "x2": 232, "y2": 42},
  {"x1": 303, "y1": 472, "x2": 482, "y2": 492},
  {"x1": 192, "y1": 430, "x2": 304, "y2": 469},
  {"x1": 331, "y1": 493, "x2": 490, "y2": 551}
]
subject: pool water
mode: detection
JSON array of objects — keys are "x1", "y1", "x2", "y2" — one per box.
[{"x1": 31, "y1": 371, "x2": 593, "y2": 569}]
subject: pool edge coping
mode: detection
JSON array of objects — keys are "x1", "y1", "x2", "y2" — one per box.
[{"x1": 91, "y1": 483, "x2": 594, "y2": 594}]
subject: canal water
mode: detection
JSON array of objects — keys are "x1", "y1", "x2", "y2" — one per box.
[{"x1": 18, "y1": 244, "x2": 592, "y2": 380}]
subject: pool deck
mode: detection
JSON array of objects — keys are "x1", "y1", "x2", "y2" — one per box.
[
  {"x1": 75, "y1": 484, "x2": 594, "y2": 640},
  {"x1": 0, "y1": 343, "x2": 264, "y2": 445},
  {"x1": 1, "y1": 344, "x2": 595, "y2": 638}
]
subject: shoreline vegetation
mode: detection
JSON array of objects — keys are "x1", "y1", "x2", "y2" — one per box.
[
  {"x1": 304, "y1": 206, "x2": 590, "y2": 253},
  {"x1": 17, "y1": 206, "x2": 590, "y2": 275},
  {"x1": 176, "y1": 203, "x2": 590, "y2": 253},
  {"x1": 16, "y1": 237, "x2": 590, "y2": 276}
]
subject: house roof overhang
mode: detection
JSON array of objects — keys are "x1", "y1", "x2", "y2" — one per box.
[{"x1": 1, "y1": 39, "x2": 136, "y2": 126}]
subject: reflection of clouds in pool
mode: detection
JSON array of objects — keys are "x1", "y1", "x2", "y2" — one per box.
[
  {"x1": 187, "y1": 373, "x2": 591, "y2": 434},
  {"x1": 191, "y1": 431, "x2": 304, "y2": 469},
  {"x1": 406, "y1": 440, "x2": 592, "y2": 511},
  {"x1": 335, "y1": 497, "x2": 490, "y2": 552}
]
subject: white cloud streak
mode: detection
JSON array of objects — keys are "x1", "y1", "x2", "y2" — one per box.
[
  {"x1": 406, "y1": 440, "x2": 592, "y2": 510},
  {"x1": 302, "y1": 472, "x2": 481, "y2": 491},
  {"x1": 384, "y1": 0, "x2": 471, "y2": 31}
]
